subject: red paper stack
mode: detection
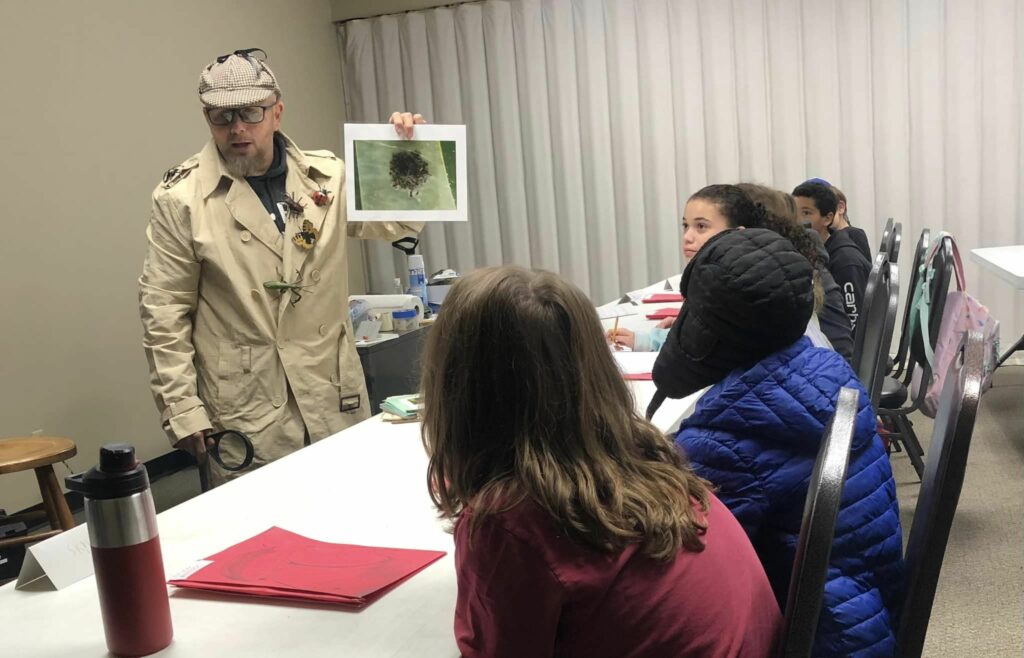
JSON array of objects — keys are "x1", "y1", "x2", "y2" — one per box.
[
  {"x1": 168, "y1": 527, "x2": 446, "y2": 608},
  {"x1": 641, "y1": 293, "x2": 684, "y2": 303},
  {"x1": 646, "y1": 307, "x2": 680, "y2": 320}
]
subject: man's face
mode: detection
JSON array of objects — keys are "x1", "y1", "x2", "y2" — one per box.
[
  {"x1": 205, "y1": 93, "x2": 283, "y2": 177},
  {"x1": 794, "y1": 196, "x2": 834, "y2": 239}
]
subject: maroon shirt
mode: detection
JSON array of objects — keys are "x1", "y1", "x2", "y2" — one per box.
[{"x1": 454, "y1": 493, "x2": 780, "y2": 658}]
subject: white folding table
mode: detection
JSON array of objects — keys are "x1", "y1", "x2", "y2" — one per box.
[
  {"x1": 1, "y1": 277, "x2": 702, "y2": 658},
  {"x1": 971, "y1": 246, "x2": 1024, "y2": 366}
]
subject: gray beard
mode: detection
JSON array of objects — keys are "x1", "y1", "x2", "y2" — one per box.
[{"x1": 222, "y1": 153, "x2": 267, "y2": 178}]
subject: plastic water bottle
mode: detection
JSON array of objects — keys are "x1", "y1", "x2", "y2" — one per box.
[
  {"x1": 65, "y1": 444, "x2": 173, "y2": 656},
  {"x1": 408, "y1": 254, "x2": 429, "y2": 311}
]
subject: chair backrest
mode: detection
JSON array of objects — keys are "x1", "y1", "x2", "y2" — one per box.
[
  {"x1": 896, "y1": 331, "x2": 985, "y2": 658},
  {"x1": 887, "y1": 221, "x2": 902, "y2": 264},
  {"x1": 878, "y1": 217, "x2": 894, "y2": 258},
  {"x1": 892, "y1": 229, "x2": 930, "y2": 378},
  {"x1": 852, "y1": 254, "x2": 899, "y2": 408},
  {"x1": 778, "y1": 387, "x2": 859, "y2": 658},
  {"x1": 905, "y1": 237, "x2": 955, "y2": 398}
]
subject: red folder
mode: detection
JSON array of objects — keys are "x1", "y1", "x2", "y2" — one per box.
[
  {"x1": 646, "y1": 307, "x2": 680, "y2": 320},
  {"x1": 641, "y1": 293, "x2": 684, "y2": 303},
  {"x1": 168, "y1": 527, "x2": 446, "y2": 608},
  {"x1": 622, "y1": 372, "x2": 653, "y2": 380}
]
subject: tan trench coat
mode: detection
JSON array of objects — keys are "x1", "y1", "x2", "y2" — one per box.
[{"x1": 139, "y1": 133, "x2": 418, "y2": 483}]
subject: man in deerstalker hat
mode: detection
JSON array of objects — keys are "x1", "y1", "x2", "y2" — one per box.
[{"x1": 140, "y1": 48, "x2": 423, "y2": 486}]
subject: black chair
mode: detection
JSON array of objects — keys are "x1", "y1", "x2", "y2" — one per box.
[
  {"x1": 777, "y1": 387, "x2": 859, "y2": 658},
  {"x1": 887, "y1": 221, "x2": 902, "y2": 264},
  {"x1": 852, "y1": 254, "x2": 899, "y2": 409},
  {"x1": 877, "y1": 217, "x2": 902, "y2": 265},
  {"x1": 890, "y1": 229, "x2": 931, "y2": 379},
  {"x1": 896, "y1": 331, "x2": 985, "y2": 658},
  {"x1": 878, "y1": 218, "x2": 893, "y2": 258},
  {"x1": 877, "y1": 236, "x2": 955, "y2": 479}
]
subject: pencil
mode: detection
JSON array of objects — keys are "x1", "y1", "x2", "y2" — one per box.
[{"x1": 611, "y1": 316, "x2": 620, "y2": 350}]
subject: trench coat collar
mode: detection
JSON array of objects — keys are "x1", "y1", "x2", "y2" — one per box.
[{"x1": 195, "y1": 132, "x2": 333, "y2": 265}]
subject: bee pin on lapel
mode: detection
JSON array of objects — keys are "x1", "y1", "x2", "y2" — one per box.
[
  {"x1": 292, "y1": 219, "x2": 320, "y2": 250},
  {"x1": 311, "y1": 185, "x2": 332, "y2": 208}
]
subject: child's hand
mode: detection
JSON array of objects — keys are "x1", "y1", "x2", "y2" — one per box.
[
  {"x1": 656, "y1": 317, "x2": 674, "y2": 329},
  {"x1": 607, "y1": 328, "x2": 635, "y2": 350}
]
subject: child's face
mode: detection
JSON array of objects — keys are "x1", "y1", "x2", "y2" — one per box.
[
  {"x1": 794, "y1": 196, "x2": 835, "y2": 239},
  {"x1": 682, "y1": 199, "x2": 732, "y2": 260}
]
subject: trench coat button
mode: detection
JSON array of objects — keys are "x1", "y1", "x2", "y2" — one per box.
[
  {"x1": 310, "y1": 269, "x2": 321, "y2": 282},
  {"x1": 318, "y1": 324, "x2": 328, "y2": 336},
  {"x1": 240, "y1": 230, "x2": 252, "y2": 242},
  {"x1": 250, "y1": 289, "x2": 261, "y2": 300},
  {"x1": 271, "y1": 396, "x2": 284, "y2": 408}
]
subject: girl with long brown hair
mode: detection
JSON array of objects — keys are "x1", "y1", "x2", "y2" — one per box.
[{"x1": 421, "y1": 266, "x2": 780, "y2": 658}]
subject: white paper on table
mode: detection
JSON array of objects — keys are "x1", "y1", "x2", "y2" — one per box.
[
  {"x1": 15, "y1": 523, "x2": 93, "y2": 590},
  {"x1": 597, "y1": 304, "x2": 639, "y2": 320},
  {"x1": 612, "y1": 350, "x2": 658, "y2": 376}
]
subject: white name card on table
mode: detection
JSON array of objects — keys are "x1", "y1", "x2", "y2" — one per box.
[{"x1": 15, "y1": 523, "x2": 93, "y2": 590}]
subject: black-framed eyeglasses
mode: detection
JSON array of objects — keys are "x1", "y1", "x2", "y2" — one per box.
[{"x1": 205, "y1": 102, "x2": 277, "y2": 126}]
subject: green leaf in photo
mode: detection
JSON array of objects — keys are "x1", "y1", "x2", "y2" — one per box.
[{"x1": 353, "y1": 140, "x2": 457, "y2": 211}]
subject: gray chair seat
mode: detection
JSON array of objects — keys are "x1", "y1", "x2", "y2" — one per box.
[{"x1": 879, "y1": 376, "x2": 908, "y2": 409}]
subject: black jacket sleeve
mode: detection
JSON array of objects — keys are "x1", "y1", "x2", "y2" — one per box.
[
  {"x1": 834, "y1": 263, "x2": 869, "y2": 335},
  {"x1": 818, "y1": 285, "x2": 855, "y2": 363}
]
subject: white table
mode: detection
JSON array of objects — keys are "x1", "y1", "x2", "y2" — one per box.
[
  {"x1": 970, "y1": 246, "x2": 1024, "y2": 288},
  {"x1": 970, "y1": 245, "x2": 1019, "y2": 286},
  {"x1": 2, "y1": 418, "x2": 458, "y2": 657},
  {"x1": 2, "y1": 276, "x2": 702, "y2": 657},
  {"x1": 599, "y1": 274, "x2": 702, "y2": 433},
  {"x1": 971, "y1": 246, "x2": 1024, "y2": 365}
]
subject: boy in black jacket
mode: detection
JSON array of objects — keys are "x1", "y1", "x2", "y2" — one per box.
[
  {"x1": 830, "y1": 184, "x2": 872, "y2": 261},
  {"x1": 802, "y1": 178, "x2": 873, "y2": 261},
  {"x1": 792, "y1": 182, "x2": 872, "y2": 334}
]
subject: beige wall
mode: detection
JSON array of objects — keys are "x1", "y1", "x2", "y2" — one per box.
[
  {"x1": 0, "y1": 0, "x2": 361, "y2": 512},
  {"x1": 331, "y1": 0, "x2": 479, "y2": 22}
]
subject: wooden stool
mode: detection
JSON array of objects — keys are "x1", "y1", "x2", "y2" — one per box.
[{"x1": 0, "y1": 437, "x2": 77, "y2": 549}]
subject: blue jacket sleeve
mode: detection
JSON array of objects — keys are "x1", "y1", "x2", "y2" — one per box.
[{"x1": 675, "y1": 428, "x2": 769, "y2": 538}]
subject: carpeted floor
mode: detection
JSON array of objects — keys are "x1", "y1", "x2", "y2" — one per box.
[{"x1": 890, "y1": 365, "x2": 1024, "y2": 657}]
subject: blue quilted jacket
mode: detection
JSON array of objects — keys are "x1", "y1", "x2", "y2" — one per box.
[{"x1": 675, "y1": 337, "x2": 904, "y2": 657}]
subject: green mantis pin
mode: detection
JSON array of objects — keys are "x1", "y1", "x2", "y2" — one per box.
[{"x1": 263, "y1": 270, "x2": 314, "y2": 306}]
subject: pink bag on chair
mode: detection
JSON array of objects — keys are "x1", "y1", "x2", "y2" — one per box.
[{"x1": 911, "y1": 233, "x2": 1000, "y2": 417}]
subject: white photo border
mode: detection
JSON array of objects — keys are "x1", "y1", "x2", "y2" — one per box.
[{"x1": 344, "y1": 123, "x2": 468, "y2": 222}]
